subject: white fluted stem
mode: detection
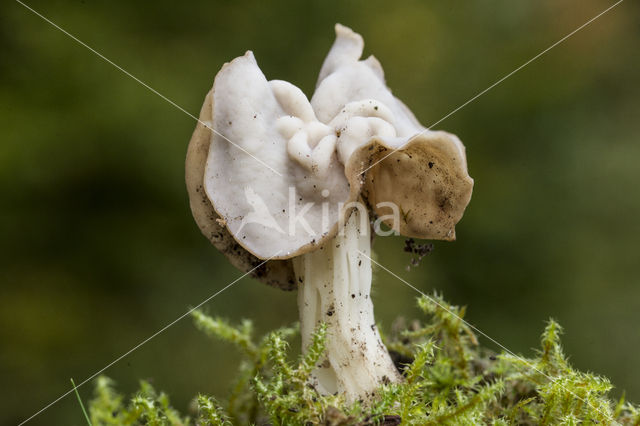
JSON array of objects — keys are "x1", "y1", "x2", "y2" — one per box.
[{"x1": 293, "y1": 207, "x2": 402, "y2": 402}]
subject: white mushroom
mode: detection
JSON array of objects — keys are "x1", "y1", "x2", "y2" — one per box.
[{"x1": 186, "y1": 24, "x2": 473, "y2": 403}]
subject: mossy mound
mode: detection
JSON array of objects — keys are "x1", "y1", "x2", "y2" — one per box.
[{"x1": 86, "y1": 295, "x2": 639, "y2": 425}]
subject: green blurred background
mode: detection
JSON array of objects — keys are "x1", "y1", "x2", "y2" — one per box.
[{"x1": 1, "y1": 0, "x2": 638, "y2": 424}]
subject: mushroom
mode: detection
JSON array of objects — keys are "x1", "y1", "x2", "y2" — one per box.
[{"x1": 186, "y1": 24, "x2": 473, "y2": 402}]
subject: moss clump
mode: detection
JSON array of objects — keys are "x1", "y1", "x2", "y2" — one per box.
[{"x1": 87, "y1": 294, "x2": 639, "y2": 425}]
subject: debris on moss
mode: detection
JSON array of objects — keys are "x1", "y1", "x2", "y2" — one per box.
[{"x1": 87, "y1": 295, "x2": 639, "y2": 425}]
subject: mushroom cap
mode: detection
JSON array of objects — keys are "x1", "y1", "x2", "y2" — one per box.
[
  {"x1": 314, "y1": 24, "x2": 473, "y2": 241},
  {"x1": 185, "y1": 24, "x2": 473, "y2": 288},
  {"x1": 185, "y1": 89, "x2": 296, "y2": 290},
  {"x1": 200, "y1": 52, "x2": 350, "y2": 261}
]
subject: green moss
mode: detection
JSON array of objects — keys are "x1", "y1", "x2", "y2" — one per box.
[{"x1": 87, "y1": 295, "x2": 639, "y2": 425}]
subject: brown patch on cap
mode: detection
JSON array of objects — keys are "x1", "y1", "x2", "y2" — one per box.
[{"x1": 347, "y1": 131, "x2": 473, "y2": 241}]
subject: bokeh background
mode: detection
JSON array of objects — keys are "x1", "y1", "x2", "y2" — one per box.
[{"x1": 1, "y1": 0, "x2": 638, "y2": 424}]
